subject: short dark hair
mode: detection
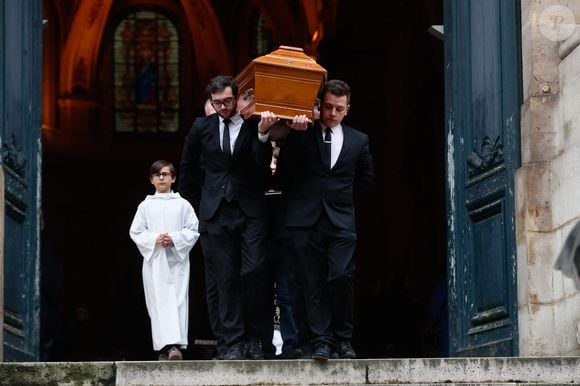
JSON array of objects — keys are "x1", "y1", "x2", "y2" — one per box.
[
  {"x1": 206, "y1": 75, "x2": 238, "y2": 97},
  {"x1": 149, "y1": 160, "x2": 175, "y2": 176},
  {"x1": 320, "y1": 79, "x2": 350, "y2": 104}
]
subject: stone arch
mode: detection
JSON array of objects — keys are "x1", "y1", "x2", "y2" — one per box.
[
  {"x1": 180, "y1": 0, "x2": 231, "y2": 80},
  {"x1": 59, "y1": 0, "x2": 114, "y2": 96},
  {"x1": 59, "y1": 0, "x2": 228, "y2": 96}
]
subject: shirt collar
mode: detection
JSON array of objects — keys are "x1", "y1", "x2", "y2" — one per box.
[
  {"x1": 320, "y1": 123, "x2": 342, "y2": 133},
  {"x1": 221, "y1": 113, "x2": 243, "y2": 126}
]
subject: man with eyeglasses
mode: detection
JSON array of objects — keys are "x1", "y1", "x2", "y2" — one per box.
[{"x1": 179, "y1": 75, "x2": 278, "y2": 360}]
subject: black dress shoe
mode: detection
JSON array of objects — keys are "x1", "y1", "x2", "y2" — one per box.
[
  {"x1": 336, "y1": 340, "x2": 356, "y2": 359},
  {"x1": 311, "y1": 343, "x2": 332, "y2": 361},
  {"x1": 213, "y1": 344, "x2": 226, "y2": 360},
  {"x1": 278, "y1": 345, "x2": 304, "y2": 359},
  {"x1": 263, "y1": 351, "x2": 277, "y2": 360},
  {"x1": 262, "y1": 343, "x2": 276, "y2": 360},
  {"x1": 245, "y1": 339, "x2": 264, "y2": 360},
  {"x1": 223, "y1": 343, "x2": 244, "y2": 360}
]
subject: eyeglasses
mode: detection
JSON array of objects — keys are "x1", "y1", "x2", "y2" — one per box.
[
  {"x1": 152, "y1": 172, "x2": 173, "y2": 179},
  {"x1": 210, "y1": 97, "x2": 235, "y2": 108}
]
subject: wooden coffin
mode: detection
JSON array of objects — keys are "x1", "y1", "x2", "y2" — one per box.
[{"x1": 236, "y1": 46, "x2": 327, "y2": 120}]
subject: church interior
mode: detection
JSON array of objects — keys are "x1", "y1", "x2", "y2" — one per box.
[{"x1": 39, "y1": 0, "x2": 445, "y2": 360}]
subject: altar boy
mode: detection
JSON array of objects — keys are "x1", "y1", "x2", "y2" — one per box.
[{"x1": 130, "y1": 160, "x2": 200, "y2": 360}]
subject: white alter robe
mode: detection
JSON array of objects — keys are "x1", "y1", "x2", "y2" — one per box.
[{"x1": 129, "y1": 192, "x2": 200, "y2": 351}]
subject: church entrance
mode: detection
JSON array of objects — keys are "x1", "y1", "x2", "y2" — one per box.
[{"x1": 39, "y1": 1, "x2": 446, "y2": 361}]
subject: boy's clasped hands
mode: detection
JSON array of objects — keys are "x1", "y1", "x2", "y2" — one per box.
[{"x1": 156, "y1": 233, "x2": 173, "y2": 248}]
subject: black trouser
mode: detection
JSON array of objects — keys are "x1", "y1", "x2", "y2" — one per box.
[
  {"x1": 289, "y1": 212, "x2": 356, "y2": 347},
  {"x1": 200, "y1": 200, "x2": 266, "y2": 348}
]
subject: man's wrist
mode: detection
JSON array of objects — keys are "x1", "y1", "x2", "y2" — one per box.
[{"x1": 258, "y1": 129, "x2": 270, "y2": 142}]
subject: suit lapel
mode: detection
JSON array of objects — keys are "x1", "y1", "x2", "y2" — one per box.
[
  {"x1": 333, "y1": 125, "x2": 352, "y2": 170},
  {"x1": 207, "y1": 115, "x2": 219, "y2": 149},
  {"x1": 233, "y1": 119, "x2": 249, "y2": 158}
]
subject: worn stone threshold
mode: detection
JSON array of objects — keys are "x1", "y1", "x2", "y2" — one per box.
[{"x1": 1, "y1": 357, "x2": 579, "y2": 386}]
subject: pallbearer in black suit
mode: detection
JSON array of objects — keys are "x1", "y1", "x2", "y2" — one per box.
[
  {"x1": 277, "y1": 79, "x2": 375, "y2": 361},
  {"x1": 179, "y1": 75, "x2": 277, "y2": 360}
]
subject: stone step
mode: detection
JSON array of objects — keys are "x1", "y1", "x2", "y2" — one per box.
[{"x1": 1, "y1": 357, "x2": 579, "y2": 385}]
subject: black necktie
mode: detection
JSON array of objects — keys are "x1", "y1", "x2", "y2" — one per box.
[
  {"x1": 323, "y1": 127, "x2": 332, "y2": 168},
  {"x1": 222, "y1": 118, "x2": 231, "y2": 158}
]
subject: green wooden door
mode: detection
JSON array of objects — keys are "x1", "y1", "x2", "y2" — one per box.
[
  {"x1": 444, "y1": 0, "x2": 521, "y2": 356},
  {"x1": 1, "y1": 0, "x2": 43, "y2": 361}
]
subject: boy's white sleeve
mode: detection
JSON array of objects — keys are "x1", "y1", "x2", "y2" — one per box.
[
  {"x1": 129, "y1": 203, "x2": 158, "y2": 262},
  {"x1": 169, "y1": 201, "x2": 200, "y2": 261}
]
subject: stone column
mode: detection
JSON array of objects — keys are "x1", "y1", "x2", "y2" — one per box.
[{"x1": 517, "y1": 0, "x2": 580, "y2": 356}]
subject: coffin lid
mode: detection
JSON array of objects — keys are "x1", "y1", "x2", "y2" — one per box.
[
  {"x1": 236, "y1": 46, "x2": 327, "y2": 120},
  {"x1": 251, "y1": 45, "x2": 326, "y2": 73}
]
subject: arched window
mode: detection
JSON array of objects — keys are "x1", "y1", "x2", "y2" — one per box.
[{"x1": 112, "y1": 10, "x2": 180, "y2": 133}]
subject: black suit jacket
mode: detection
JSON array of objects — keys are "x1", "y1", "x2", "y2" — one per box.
[
  {"x1": 276, "y1": 122, "x2": 374, "y2": 231},
  {"x1": 178, "y1": 114, "x2": 272, "y2": 225}
]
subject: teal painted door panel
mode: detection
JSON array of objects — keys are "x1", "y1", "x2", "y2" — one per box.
[
  {"x1": 1, "y1": 0, "x2": 43, "y2": 361},
  {"x1": 444, "y1": 0, "x2": 521, "y2": 356}
]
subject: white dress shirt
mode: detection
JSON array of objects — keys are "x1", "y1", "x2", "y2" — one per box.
[
  {"x1": 321, "y1": 124, "x2": 343, "y2": 168},
  {"x1": 220, "y1": 113, "x2": 243, "y2": 152}
]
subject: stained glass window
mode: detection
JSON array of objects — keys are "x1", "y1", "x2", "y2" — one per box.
[{"x1": 113, "y1": 11, "x2": 179, "y2": 133}]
